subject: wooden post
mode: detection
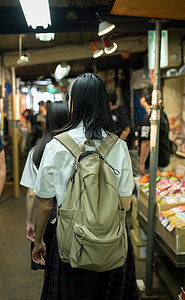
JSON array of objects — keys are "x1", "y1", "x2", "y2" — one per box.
[{"x1": 11, "y1": 67, "x2": 19, "y2": 198}]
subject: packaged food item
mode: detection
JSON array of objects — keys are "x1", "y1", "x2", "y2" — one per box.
[
  {"x1": 166, "y1": 223, "x2": 176, "y2": 232},
  {"x1": 137, "y1": 170, "x2": 185, "y2": 208},
  {"x1": 161, "y1": 217, "x2": 170, "y2": 227},
  {"x1": 161, "y1": 207, "x2": 185, "y2": 229}
]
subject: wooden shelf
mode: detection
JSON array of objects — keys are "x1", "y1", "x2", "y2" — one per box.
[{"x1": 176, "y1": 151, "x2": 185, "y2": 158}]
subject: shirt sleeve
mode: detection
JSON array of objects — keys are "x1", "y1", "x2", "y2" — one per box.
[
  {"x1": 20, "y1": 149, "x2": 37, "y2": 189},
  {"x1": 106, "y1": 139, "x2": 133, "y2": 197},
  {"x1": 117, "y1": 142, "x2": 134, "y2": 197},
  {"x1": 34, "y1": 143, "x2": 56, "y2": 198}
]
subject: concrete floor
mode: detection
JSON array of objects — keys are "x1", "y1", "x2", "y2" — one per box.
[
  {"x1": 0, "y1": 184, "x2": 182, "y2": 300},
  {"x1": 0, "y1": 184, "x2": 43, "y2": 300}
]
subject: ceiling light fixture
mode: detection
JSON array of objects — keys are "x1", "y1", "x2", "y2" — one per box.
[
  {"x1": 18, "y1": 0, "x2": 51, "y2": 29},
  {"x1": 18, "y1": 54, "x2": 30, "y2": 63},
  {"x1": 90, "y1": 42, "x2": 104, "y2": 58},
  {"x1": 95, "y1": 12, "x2": 115, "y2": 37},
  {"x1": 17, "y1": 35, "x2": 30, "y2": 65},
  {"x1": 35, "y1": 33, "x2": 55, "y2": 41},
  {"x1": 101, "y1": 37, "x2": 117, "y2": 55}
]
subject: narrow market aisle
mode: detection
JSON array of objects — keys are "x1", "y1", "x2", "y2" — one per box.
[{"x1": 0, "y1": 185, "x2": 43, "y2": 300}]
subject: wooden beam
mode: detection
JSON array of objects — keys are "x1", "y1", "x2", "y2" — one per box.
[
  {"x1": 15, "y1": 52, "x2": 145, "y2": 81},
  {"x1": 3, "y1": 36, "x2": 147, "y2": 67},
  {"x1": 111, "y1": 0, "x2": 185, "y2": 20}
]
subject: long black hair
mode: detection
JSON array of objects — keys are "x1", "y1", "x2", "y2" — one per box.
[
  {"x1": 32, "y1": 101, "x2": 69, "y2": 168},
  {"x1": 63, "y1": 73, "x2": 114, "y2": 140}
]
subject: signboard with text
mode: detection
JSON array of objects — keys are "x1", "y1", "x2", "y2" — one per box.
[{"x1": 148, "y1": 30, "x2": 168, "y2": 70}]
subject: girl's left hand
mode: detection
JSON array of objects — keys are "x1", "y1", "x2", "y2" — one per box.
[
  {"x1": 32, "y1": 241, "x2": 46, "y2": 265},
  {"x1": 26, "y1": 222, "x2": 35, "y2": 242}
]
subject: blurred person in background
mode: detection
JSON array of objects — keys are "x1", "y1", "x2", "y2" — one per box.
[
  {"x1": 22, "y1": 109, "x2": 37, "y2": 134},
  {"x1": 20, "y1": 101, "x2": 69, "y2": 271},
  {"x1": 22, "y1": 109, "x2": 37, "y2": 151},
  {"x1": 139, "y1": 94, "x2": 170, "y2": 175},
  {"x1": 34, "y1": 101, "x2": 47, "y2": 144},
  {"x1": 107, "y1": 89, "x2": 132, "y2": 145},
  {"x1": 0, "y1": 135, "x2": 6, "y2": 196}
]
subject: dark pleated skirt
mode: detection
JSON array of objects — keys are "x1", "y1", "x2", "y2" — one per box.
[
  {"x1": 40, "y1": 222, "x2": 138, "y2": 300},
  {"x1": 124, "y1": 223, "x2": 139, "y2": 299},
  {"x1": 31, "y1": 197, "x2": 57, "y2": 270}
]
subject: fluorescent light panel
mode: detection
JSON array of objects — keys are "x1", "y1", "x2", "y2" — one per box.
[
  {"x1": 54, "y1": 64, "x2": 71, "y2": 81},
  {"x1": 35, "y1": 33, "x2": 55, "y2": 41},
  {"x1": 19, "y1": 0, "x2": 51, "y2": 29}
]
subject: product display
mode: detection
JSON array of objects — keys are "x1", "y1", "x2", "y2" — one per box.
[
  {"x1": 136, "y1": 164, "x2": 185, "y2": 256},
  {"x1": 138, "y1": 168, "x2": 185, "y2": 206},
  {"x1": 160, "y1": 205, "x2": 185, "y2": 231}
]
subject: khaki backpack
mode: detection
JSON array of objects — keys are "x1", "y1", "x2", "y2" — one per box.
[{"x1": 54, "y1": 132, "x2": 128, "y2": 272}]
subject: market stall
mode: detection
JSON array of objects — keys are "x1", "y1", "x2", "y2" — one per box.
[{"x1": 133, "y1": 165, "x2": 185, "y2": 275}]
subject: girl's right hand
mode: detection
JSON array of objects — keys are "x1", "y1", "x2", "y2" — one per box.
[{"x1": 32, "y1": 241, "x2": 46, "y2": 265}]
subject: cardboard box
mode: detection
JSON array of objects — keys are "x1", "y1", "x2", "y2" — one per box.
[
  {"x1": 131, "y1": 229, "x2": 147, "y2": 260},
  {"x1": 138, "y1": 188, "x2": 185, "y2": 253},
  {"x1": 155, "y1": 218, "x2": 185, "y2": 254},
  {"x1": 138, "y1": 187, "x2": 185, "y2": 220}
]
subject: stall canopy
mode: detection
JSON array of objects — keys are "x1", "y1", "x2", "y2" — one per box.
[{"x1": 111, "y1": 0, "x2": 185, "y2": 20}]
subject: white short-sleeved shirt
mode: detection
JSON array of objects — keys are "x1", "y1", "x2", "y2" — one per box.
[
  {"x1": 20, "y1": 148, "x2": 38, "y2": 189},
  {"x1": 34, "y1": 122, "x2": 133, "y2": 206}
]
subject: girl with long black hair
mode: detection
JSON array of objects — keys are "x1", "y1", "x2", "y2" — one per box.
[
  {"x1": 32, "y1": 73, "x2": 137, "y2": 299},
  {"x1": 20, "y1": 101, "x2": 69, "y2": 270}
]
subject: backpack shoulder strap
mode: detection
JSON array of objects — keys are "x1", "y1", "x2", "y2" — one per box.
[
  {"x1": 99, "y1": 133, "x2": 118, "y2": 157},
  {"x1": 54, "y1": 132, "x2": 80, "y2": 158}
]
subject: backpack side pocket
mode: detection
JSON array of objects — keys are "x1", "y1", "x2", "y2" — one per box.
[{"x1": 56, "y1": 208, "x2": 75, "y2": 263}]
